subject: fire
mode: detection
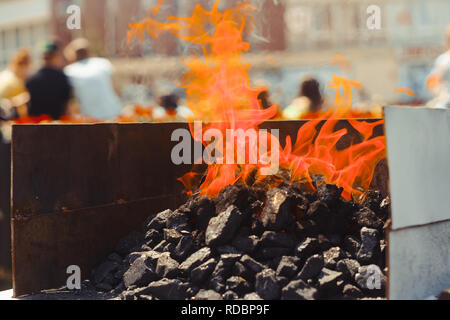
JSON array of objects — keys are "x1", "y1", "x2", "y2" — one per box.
[{"x1": 129, "y1": 0, "x2": 386, "y2": 201}]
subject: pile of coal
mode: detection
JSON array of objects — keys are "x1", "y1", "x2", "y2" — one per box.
[{"x1": 91, "y1": 183, "x2": 389, "y2": 300}]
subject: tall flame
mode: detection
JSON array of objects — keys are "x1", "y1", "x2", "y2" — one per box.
[{"x1": 128, "y1": 0, "x2": 386, "y2": 201}]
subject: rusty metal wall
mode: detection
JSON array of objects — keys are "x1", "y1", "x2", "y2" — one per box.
[{"x1": 10, "y1": 120, "x2": 387, "y2": 297}]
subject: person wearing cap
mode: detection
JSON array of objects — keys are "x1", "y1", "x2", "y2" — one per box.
[
  {"x1": 63, "y1": 38, "x2": 122, "y2": 120},
  {"x1": 25, "y1": 42, "x2": 72, "y2": 120}
]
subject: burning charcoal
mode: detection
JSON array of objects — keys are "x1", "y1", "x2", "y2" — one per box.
[
  {"x1": 187, "y1": 196, "x2": 216, "y2": 229},
  {"x1": 93, "y1": 260, "x2": 120, "y2": 286},
  {"x1": 255, "y1": 269, "x2": 281, "y2": 300},
  {"x1": 281, "y1": 280, "x2": 318, "y2": 300},
  {"x1": 155, "y1": 252, "x2": 180, "y2": 279},
  {"x1": 297, "y1": 254, "x2": 324, "y2": 281},
  {"x1": 355, "y1": 265, "x2": 385, "y2": 292},
  {"x1": 179, "y1": 247, "x2": 212, "y2": 275},
  {"x1": 223, "y1": 290, "x2": 239, "y2": 300},
  {"x1": 232, "y1": 235, "x2": 258, "y2": 254},
  {"x1": 232, "y1": 261, "x2": 253, "y2": 281},
  {"x1": 259, "y1": 231, "x2": 296, "y2": 248},
  {"x1": 357, "y1": 227, "x2": 379, "y2": 263},
  {"x1": 115, "y1": 231, "x2": 144, "y2": 256},
  {"x1": 205, "y1": 205, "x2": 244, "y2": 247},
  {"x1": 240, "y1": 255, "x2": 266, "y2": 275},
  {"x1": 195, "y1": 289, "x2": 223, "y2": 300},
  {"x1": 226, "y1": 276, "x2": 252, "y2": 296},
  {"x1": 214, "y1": 184, "x2": 249, "y2": 214},
  {"x1": 343, "y1": 235, "x2": 361, "y2": 258},
  {"x1": 323, "y1": 247, "x2": 344, "y2": 269},
  {"x1": 123, "y1": 257, "x2": 159, "y2": 288},
  {"x1": 336, "y1": 259, "x2": 360, "y2": 280},
  {"x1": 306, "y1": 200, "x2": 330, "y2": 222},
  {"x1": 145, "y1": 209, "x2": 173, "y2": 232},
  {"x1": 190, "y1": 258, "x2": 217, "y2": 285},
  {"x1": 163, "y1": 228, "x2": 183, "y2": 245},
  {"x1": 144, "y1": 278, "x2": 189, "y2": 300},
  {"x1": 353, "y1": 207, "x2": 384, "y2": 230},
  {"x1": 342, "y1": 284, "x2": 363, "y2": 299},
  {"x1": 257, "y1": 247, "x2": 291, "y2": 260},
  {"x1": 276, "y1": 256, "x2": 300, "y2": 279},
  {"x1": 145, "y1": 229, "x2": 163, "y2": 248},
  {"x1": 317, "y1": 268, "x2": 343, "y2": 297},
  {"x1": 317, "y1": 184, "x2": 343, "y2": 205},
  {"x1": 243, "y1": 293, "x2": 263, "y2": 300},
  {"x1": 173, "y1": 235, "x2": 195, "y2": 262},
  {"x1": 261, "y1": 188, "x2": 296, "y2": 232},
  {"x1": 295, "y1": 237, "x2": 320, "y2": 260},
  {"x1": 216, "y1": 245, "x2": 243, "y2": 255}
]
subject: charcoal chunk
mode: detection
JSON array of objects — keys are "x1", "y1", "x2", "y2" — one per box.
[
  {"x1": 115, "y1": 231, "x2": 144, "y2": 256},
  {"x1": 317, "y1": 268, "x2": 343, "y2": 297},
  {"x1": 163, "y1": 228, "x2": 182, "y2": 245},
  {"x1": 179, "y1": 247, "x2": 212, "y2": 274},
  {"x1": 232, "y1": 261, "x2": 253, "y2": 281},
  {"x1": 255, "y1": 269, "x2": 281, "y2": 300},
  {"x1": 155, "y1": 252, "x2": 180, "y2": 279},
  {"x1": 354, "y1": 207, "x2": 384, "y2": 229},
  {"x1": 323, "y1": 247, "x2": 344, "y2": 269},
  {"x1": 195, "y1": 289, "x2": 223, "y2": 300},
  {"x1": 93, "y1": 261, "x2": 119, "y2": 285},
  {"x1": 243, "y1": 293, "x2": 263, "y2": 300},
  {"x1": 223, "y1": 290, "x2": 239, "y2": 300},
  {"x1": 232, "y1": 235, "x2": 258, "y2": 253},
  {"x1": 306, "y1": 200, "x2": 330, "y2": 221},
  {"x1": 190, "y1": 258, "x2": 217, "y2": 285},
  {"x1": 317, "y1": 184, "x2": 343, "y2": 205},
  {"x1": 261, "y1": 188, "x2": 296, "y2": 232},
  {"x1": 214, "y1": 184, "x2": 249, "y2": 214},
  {"x1": 295, "y1": 237, "x2": 320, "y2": 259},
  {"x1": 357, "y1": 227, "x2": 379, "y2": 263},
  {"x1": 123, "y1": 257, "x2": 158, "y2": 288},
  {"x1": 165, "y1": 210, "x2": 189, "y2": 231},
  {"x1": 173, "y1": 235, "x2": 195, "y2": 262},
  {"x1": 281, "y1": 279, "x2": 318, "y2": 300},
  {"x1": 355, "y1": 265, "x2": 385, "y2": 292},
  {"x1": 276, "y1": 256, "x2": 300, "y2": 279},
  {"x1": 343, "y1": 284, "x2": 363, "y2": 299},
  {"x1": 226, "y1": 276, "x2": 252, "y2": 296},
  {"x1": 205, "y1": 205, "x2": 244, "y2": 247},
  {"x1": 336, "y1": 259, "x2": 360, "y2": 280},
  {"x1": 259, "y1": 231, "x2": 296, "y2": 248},
  {"x1": 188, "y1": 196, "x2": 216, "y2": 230},
  {"x1": 297, "y1": 254, "x2": 324, "y2": 280},
  {"x1": 144, "y1": 229, "x2": 163, "y2": 248},
  {"x1": 240, "y1": 255, "x2": 266, "y2": 275},
  {"x1": 343, "y1": 235, "x2": 361, "y2": 258},
  {"x1": 144, "y1": 278, "x2": 189, "y2": 300},
  {"x1": 145, "y1": 209, "x2": 173, "y2": 232},
  {"x1": 257, "y1": 247, "x2": 291, "y2": 260}
]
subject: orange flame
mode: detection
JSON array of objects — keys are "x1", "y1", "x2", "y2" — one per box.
[{"x1": 128, "y1": 0, "x2": 386, "y2": 201}]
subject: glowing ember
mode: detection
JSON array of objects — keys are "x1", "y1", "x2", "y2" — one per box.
[{"x1": 128, "y1": 0, "x2": 386, "y2": 201}]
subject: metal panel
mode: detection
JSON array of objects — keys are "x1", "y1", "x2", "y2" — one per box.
[
  {"x1": 385, "y1": 107, "x2": 450, "y2": 229},
  {"x1": 388, "y1": 220, "x2": 450, "y2": 300}
]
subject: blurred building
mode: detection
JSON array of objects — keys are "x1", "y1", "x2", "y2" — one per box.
[{"x1": 0, "y1": 0, "x2": 449, "y2": 105}]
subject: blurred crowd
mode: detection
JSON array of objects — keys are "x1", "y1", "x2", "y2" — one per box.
[{"x1": 1, "y1": 26, "x2": 449, "y2": 142}]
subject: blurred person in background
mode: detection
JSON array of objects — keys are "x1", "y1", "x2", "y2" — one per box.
[
  {"x1": 64, "y1": 38, "x2": 122, "y2": 120},
  {"x1": 283, "y1": 77, "x2": 323, "y2": 119},
  {"x1": 0, "y1": 48, "x2": 32, "y2": 120},
  {"x1": 26, "y1": 42, "x2": 72, "y2": 120},
  {"x1": 153, "y1": 93, "x2": 193, "y2": 122},
  {"x1": 426, "y1": 24, "x2": 450, "y2": 109}
]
